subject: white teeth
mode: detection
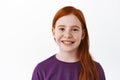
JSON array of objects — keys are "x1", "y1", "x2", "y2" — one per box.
[{"x1": 62, "y1": 41, "x2": 73, "y2": 44}]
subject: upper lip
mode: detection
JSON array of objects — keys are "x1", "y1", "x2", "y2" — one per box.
[{"x1": 61, "y1": 40, "x2": 74, "y2": 42}]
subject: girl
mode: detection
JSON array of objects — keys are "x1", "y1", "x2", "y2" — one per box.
[{"x1": 32, "y1": 6, "x2": 106, "y2": 80}]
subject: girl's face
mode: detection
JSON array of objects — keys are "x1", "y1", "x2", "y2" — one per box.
[{"x1": 53, "y1": 14, "x2": 84, "y2": 53}]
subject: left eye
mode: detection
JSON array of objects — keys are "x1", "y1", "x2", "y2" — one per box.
[{"x1": 72, "y1": 29, "x2": 78, "y2": 31}]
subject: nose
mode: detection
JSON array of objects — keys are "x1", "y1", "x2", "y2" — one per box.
[{"x1": 64, "y1": 30, "x2": 72, "y2": 38}]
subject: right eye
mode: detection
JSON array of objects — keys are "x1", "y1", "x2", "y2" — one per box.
[{"x1": 59, "y1": 28, "x2": 65, "y2": 31}]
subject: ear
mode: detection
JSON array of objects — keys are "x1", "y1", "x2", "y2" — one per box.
[
  {"x1": 81, "y1": 30, "x2": 85, "y2": 40},
  {"x1": 52, "y1": 28, "x2": 56, "y2": 41},
  {"x1": 52, "y1": 28, "x2": 55, "y2": 36}
]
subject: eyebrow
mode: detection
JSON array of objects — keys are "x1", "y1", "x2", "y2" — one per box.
[
  {"x1": 71, "y1": 25, "x2": 80, "y2": 29},
  {"x1": 57, "y1": 25, "x2": 80, "y2": 28},
  {"x1": 57, "y1": 25, "x2": 65, "y2": 27}
]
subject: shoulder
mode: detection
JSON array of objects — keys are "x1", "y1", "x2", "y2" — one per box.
[
  {"x1": 32, "y1": 54, "x2": 56, "y2": 79},
  {"x1": 95, "y1": 62, "x2": 106, "y2": 80},
  {"x1": 96, "y1": 62, "x2": 105, "y2": 74},
  {"x1": 36, "y1": 54, "x2": 56, "y2": 69},
  {"x1": 34, "y1": 54, "x2": 58, "y2": 72}
]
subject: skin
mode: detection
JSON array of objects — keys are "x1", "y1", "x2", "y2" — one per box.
[{"x1": 52, "y1": 14, "x2": 85, "y2": 62}]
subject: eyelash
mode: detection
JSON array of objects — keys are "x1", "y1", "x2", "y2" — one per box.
[
  {"x1": 72, "y1": 29, "x2": 78, "y2": 31},
  {"x1": 59, "y1": 28, "x2": 79, "y2": 31},
  {"x1": 59, "y1": 28, "x2": 65, "y2": 31}
]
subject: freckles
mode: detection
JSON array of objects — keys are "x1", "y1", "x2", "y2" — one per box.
[{"x1": 75, "y1": 34, "x2": 82, "y2": 41}]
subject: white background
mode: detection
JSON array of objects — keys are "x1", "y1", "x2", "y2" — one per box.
[{"x1": 0, "y1": 0, "x2": 120, "y2": 80}]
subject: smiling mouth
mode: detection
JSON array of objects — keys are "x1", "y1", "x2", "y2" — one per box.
[{"x1": 61, "y1": 41, "x2": 75, "y2": 45}]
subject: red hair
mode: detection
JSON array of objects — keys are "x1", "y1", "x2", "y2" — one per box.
[{"x1": 52, "y1": 6, "x2": 100, "y2": 80}]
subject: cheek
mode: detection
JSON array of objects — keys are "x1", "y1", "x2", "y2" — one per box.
[
  {"x1": 54, "y1": 32, "x2": 62, "y2": 40},
  {"x1": 74, "y1": 32, "x2": 82, "y2": 39},
  {"x1": 74, "y1": 34, "x2": 83, "y2": 44},
  {"x1": 77, "y1": 36, "x2": 82, "y2": 43},
  {"x1": 75, "y1": 35, "x2": 82, "y2": 44}
]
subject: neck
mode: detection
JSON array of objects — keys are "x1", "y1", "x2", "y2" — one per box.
[{"x1": 56, "y1": 50, "x2": 79, "y2": 63}]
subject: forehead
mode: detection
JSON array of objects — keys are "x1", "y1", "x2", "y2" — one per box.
[{"x1": 55, "y1": 14, "x2": 82, "y2": 27}]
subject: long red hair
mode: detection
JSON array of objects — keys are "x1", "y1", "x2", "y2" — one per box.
[{"x1": 52, "y1": 6, "x2": 100, "y2": 80}]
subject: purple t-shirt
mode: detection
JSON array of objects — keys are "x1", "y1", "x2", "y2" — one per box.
[{"x1": 32, "y1": 55, "x2": 105, "y2": 80}]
